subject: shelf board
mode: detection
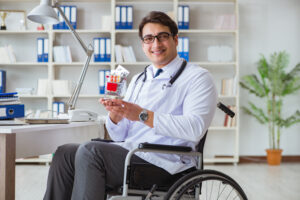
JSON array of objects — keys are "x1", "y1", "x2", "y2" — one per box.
[
  {"x1": 180, "y1": 0, "x2": 236, "y2": 3},
  {"x1": 53, "y1": 62, "x2": 111, "y2": 66},
  {"x1": 54, "y1": 95, "x2": 104, "y2": 98},
  {"x1": 0, "y1": 30, "x2": 48, "y2": 34},
  {"x1": 218, "y1": 95, "x2": 237, "y2": 99},
  {"x1": 53, "y1": 29, "x2": 111, "y2": 33},
  {"x1": 115, "y1": 29, "x2": 139, "y2": 33},
  {"x1": 179, "y1": 29, "x2": 237, "y2": 34},
  {"x1": 115, "y1": 29, "x2": 237, "y2": 34},
  {"x1": 0, "y1": 62, "x2": 48, "y2": 66},
  {"x1": 116, "y1": 62, "x2": 151, "y2": 66},
  {"x1": 0, "y1": 29, "x2": 237, "y2": 34},
  {"x1": 204, "y1": 157, "x2": 239, "y2": 164},
  {"x1": 208, "y1": 126, "x2": 237, "y2": 131},
  {"x1": 19, "y1": 95, "x2": 48, "y2": 98},
  {"x1": 191, "y1": 62, "x2": 236, "y2": 66}
]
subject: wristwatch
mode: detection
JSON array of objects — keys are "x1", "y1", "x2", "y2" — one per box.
[{"x1": 139, "y1": 109, "x2": 149, "y2": 123}]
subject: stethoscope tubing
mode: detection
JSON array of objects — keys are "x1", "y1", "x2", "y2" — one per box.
[{"x1": 130, "y1": 59, "x2": 187, "y2": 103}]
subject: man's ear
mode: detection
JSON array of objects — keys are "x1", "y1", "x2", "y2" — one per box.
[
  {"x1": 141, "y1": 40, "x2": 145, "y2": 48},
  {"x1": 173, "y1": 35, "x2": 178, "y2": 46}
]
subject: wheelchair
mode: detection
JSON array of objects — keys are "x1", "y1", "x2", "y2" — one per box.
[{"x1": 102, "y1": 103, "x2": 248, "y2": 200}]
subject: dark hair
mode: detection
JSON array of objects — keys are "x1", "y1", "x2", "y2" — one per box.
[{"x1": 139, "y1": 11, "x2": 178, "y2": 39}]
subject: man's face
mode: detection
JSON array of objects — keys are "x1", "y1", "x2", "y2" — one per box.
[{"x1": 141, "y1": 23, "x2": 178, "y2": 68}]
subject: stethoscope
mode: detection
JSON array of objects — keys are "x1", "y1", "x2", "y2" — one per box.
[{"x1": 129, "y1": 59, "x2": 187, "y2": 103}]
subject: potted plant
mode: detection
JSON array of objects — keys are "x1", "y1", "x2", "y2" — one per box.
[{"x1": 240, "y1": 51, "x2": 300, "y2": 165}]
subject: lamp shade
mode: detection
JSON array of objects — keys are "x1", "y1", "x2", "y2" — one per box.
[{"x1": 27, "y1": 0, "x2": 59, "y2": 24}]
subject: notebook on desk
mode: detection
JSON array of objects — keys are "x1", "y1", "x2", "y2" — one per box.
[{"x1": 25, "y1": 118, "x2": 69, "y2": 124}]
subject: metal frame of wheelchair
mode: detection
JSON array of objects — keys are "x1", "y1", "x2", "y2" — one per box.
[
  {"x1": 107, "y1": 103, "x2": 247, "y2": 200},
  {"x1": 108, "y1": 143, "x2": 248, "y2": 200}
]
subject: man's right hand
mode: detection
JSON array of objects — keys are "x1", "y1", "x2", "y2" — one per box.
[{"x1": 99, "y1": 98, "x2": 124, "y2": 124}]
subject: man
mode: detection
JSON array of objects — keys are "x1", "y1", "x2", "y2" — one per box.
[{"x1": 43, "y1": 11, "x2": 217, "y2": 200}]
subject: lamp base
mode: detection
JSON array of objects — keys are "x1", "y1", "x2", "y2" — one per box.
[
  {"x1": 68, "y1": 109, "x2": 98, "y2": 122},
  {"x1": 0, "y1": 25, "x2": 6, "y2": 30}
]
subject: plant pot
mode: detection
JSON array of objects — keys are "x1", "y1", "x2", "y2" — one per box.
[{"x1": 266, "y1": 149, "x2": 283, "y2": 165}]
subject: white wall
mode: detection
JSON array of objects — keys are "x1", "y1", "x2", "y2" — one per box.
[{"x1": 239, "y1": 0, "x2": 300, "y2": 155}]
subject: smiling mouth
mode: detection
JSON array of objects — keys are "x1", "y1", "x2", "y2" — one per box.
[{"x1": 151, "y1": 49, "x2": 166, "y2": 55}]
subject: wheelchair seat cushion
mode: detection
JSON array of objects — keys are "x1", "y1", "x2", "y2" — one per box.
[{"x1": 128, "y1": 163, "x2": 196, "y2": 191}]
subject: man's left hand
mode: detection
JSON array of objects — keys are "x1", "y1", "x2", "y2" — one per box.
[
  {"x1": 107, "y1": 99, "x2": 154, "y2": 128},
  {"x1": 108, "y1": 99, "x2": 143, "y2": 122}
]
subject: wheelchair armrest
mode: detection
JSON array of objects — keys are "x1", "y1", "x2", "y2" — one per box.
[
  {"x1": 91, "y1": 138, "x2": 114, "y2": 143},
  {"x1": 138, "y1": 143, "x2": 192, "y2": 152}
]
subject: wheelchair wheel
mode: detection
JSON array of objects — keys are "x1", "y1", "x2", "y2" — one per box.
[{"x1": 164, "y1": 169, "x2": 247, "y2": 200}]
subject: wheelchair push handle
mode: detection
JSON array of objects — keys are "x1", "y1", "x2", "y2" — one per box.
[{"x1": 217, "y1": 102, "x2": 235, "y2": 118}]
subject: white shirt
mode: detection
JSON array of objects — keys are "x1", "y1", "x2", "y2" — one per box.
[{"x1": 106, "y1": 55, "x2": 217, "y2": 174}]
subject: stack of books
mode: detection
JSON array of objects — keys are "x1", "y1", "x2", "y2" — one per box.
[
  {"x1": 0, "y1": 92, "x2": 25, "y2": 120},
  {"x1": 223, "y1": 105, "x2": 236, "y2": 127},
  {"x1": 0, "y1": 45, "x2": 16, "y2": 64},
  {"x1": 115, "y1": 45, "x2": 136, "y2": 63}
]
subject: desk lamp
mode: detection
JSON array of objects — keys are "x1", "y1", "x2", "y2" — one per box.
[{"x1": 27, "y1": 0, "x2": 97, "y2": 121}]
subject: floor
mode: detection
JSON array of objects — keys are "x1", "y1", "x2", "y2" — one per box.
[{"x1": 16, "y1": 163, "x2": 300, "y2": 200}]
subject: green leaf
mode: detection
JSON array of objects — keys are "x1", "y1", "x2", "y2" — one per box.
[
  {"x1": 279, "y1": 110, "x2": 300, "y2": 128},
  {"x1": 257, "y1": 55, "x2": 269, "y2": 79},
  {"x1": 242, "y1": 102, "x2": 268, "y2": 124},
  {"x1": 240, "y1": 75, "x2": 267, "y2": 97}
]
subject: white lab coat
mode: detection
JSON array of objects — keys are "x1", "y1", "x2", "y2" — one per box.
[{"x1": 106, "y1": 55, "x2": 217, "y2": 174}]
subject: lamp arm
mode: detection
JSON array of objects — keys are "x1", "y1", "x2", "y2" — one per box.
[
  {"x1": 54, "y1": 3, "x2": 91, "y2": 54},
  {"x1": 54, "y1": 3, "x2": 94, "y2": 110}
]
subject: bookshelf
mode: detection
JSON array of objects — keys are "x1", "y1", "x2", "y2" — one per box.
[{"x1": 0, "y1": 0, "x2": 239, "y2": 164}]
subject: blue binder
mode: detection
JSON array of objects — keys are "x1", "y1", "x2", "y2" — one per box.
[
  {"x1": 53, "y1": 8, "x2": 59, "y2": 29},
  {"x1": 37, "y1": 38, "x2": 43, "y2": 62},
  {"x1": 115, "y1": 6, "x2": 121, "y2": 29},
  {"x1": 105, "y1": 38, "x2": 111, "y2": 62},
  {"x1": 100, "y1": 38, "x2": 105, "y2": 62},
  {"x1": 99, "y1": 69, "x2": 106, "y2": 94},
  {"x1": 178, "y1": 5, "x2": 183, "y2": 29},
  {"x1": 64, "y1": 5, "x2": 71, "y2": 30},
  {"x1": 183, "y1": 6, "x2": 189, "y2": 29},
  {"x1": 43, "y1": 38, "x2": 49, "y2": 62},
  {"x1": 98, "y1": 69, "x2": 110, "y2": 94},
  {"x1": 178, "y1": 37, "x2": 183, "y2": 58},
  {"x1": 93, "y1": 38, "x2": 100, "y2": 62},
  {"x1": 127, "y1": 6, "x2": 133, "y2": 29},
  {"x1": 0, "y1": 70, "x2": 6, "y2": 93},
  {"x1": 178, "y1": 5, "x2": 189, "y2": 29},
  {"x1": 59, "y1": 6, "x2": 65, "y2": 29},
  {"x1": 183, "y1": 37, "x2": 189, "y2": 61},
  {"x1": 121, "y1": 6, "x2": 127, "y2": 29},
  {"x1": 0, "y1": 104, "x2": 25, "y2": 119},
  {"x1": 70, "y1": 6, "x2": 77, "y2": 29}
]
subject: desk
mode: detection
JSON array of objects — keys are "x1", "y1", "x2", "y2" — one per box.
[{"x1": 0, "y1": 122, "x2": 103, "y2": 200}]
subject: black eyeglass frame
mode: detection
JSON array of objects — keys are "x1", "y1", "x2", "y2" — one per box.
[{"x1": 141, "y1": 32, "x2": 174, "y2": 44}]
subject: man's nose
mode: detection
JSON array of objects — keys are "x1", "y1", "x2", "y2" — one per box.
[{"x1": 152, "y1": 37, "x2": 161, "y2": 47}]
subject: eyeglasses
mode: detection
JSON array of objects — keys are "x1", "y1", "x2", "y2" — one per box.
[{"x1": 142, "y1": 32, "x2": 172, "y2": 44}]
